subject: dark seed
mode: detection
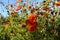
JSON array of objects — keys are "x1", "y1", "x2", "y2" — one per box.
[{"x1": 43, "y1": 1, "x2": 46, "y2": 3}]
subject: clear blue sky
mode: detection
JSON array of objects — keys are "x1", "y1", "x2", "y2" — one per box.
[
  {"x1": 0, "y1": 0, "x2": 54, "y2": 17},
  {"x1": 0, "y1": 0, "x2": 17, "y2": 17}
]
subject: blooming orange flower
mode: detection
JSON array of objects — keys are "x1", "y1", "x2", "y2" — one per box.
[
  {"x1": 5, "y1": 24, "x2": 9, "y2": 29},
  {"x1": 26, "y1": 14, "x2": 37, "y2": 32},
  {"x1": 28, "y1": 14, "x2": 37, "y2": 20},
  {"x1": 28, "y1": 25, "x2": 37, "y2": 32},
  {"x1": 31, "y1": 8, "x2": 35, "y2": 13},
  {"x1": 15, "y1": 5, "x2": 22, "y2": 11},
  {"x1": 26, "y1": 14, "x2": 37, "y2": 25},
  {"x1": 13, "y1": 11, "x2": 17, "y2": 15},
  {"x1": 42, "y1": 6, "x2": 50, "y2": 11},
  {"x1": 55, "y1": 1, "x2": 60, "y2": 6}
]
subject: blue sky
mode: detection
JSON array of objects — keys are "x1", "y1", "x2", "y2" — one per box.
[
  {"x1": 0, "y1": 0, "x2": 15, "y2": 17},
  {"x1": 0, "y1": 0, "x2": 55, "y2": 17}
]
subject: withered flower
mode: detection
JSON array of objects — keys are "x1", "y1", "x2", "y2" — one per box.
[
  {"x1": 5, "y1": 17, "x2": 9, "y2": 22},
  {"x1": 22, "y1": 23, "x2": 26, "y2": 28},
  {"x1": 42, "y1": 6, "x2": 50, "y2": 11},
  {"x1": 31, "y1": 7, "x2": 35, "y2": 13},
  {"x1": 50, "y1": 19, "x2": 55, "y2": 24},
  {"x1": 22, "y1": 9, "x2": 27, "y2": 12},
  {"x1": 28, "y1": 6, "x2": 31, "y2": 9},
  {"x1": 12, "y1": 11, "x2": 17, "y2": 15}
]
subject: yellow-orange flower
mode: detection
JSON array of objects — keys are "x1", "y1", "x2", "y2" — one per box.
[
  {"x1": 5, "y1": 18, "x2": 9, "y2": 22},
  {"x1": 47, "y1": 0, "x2": 51, "y2": 2},
  {"x1": 5, "y1": 24, "x2": 10, "y2": 29},
  {"x1": 28, "y1": 14, "x2": 37, "y2": 20}
]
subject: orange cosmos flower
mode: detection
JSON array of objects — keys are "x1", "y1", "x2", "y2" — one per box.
[
  {"x1": 15, "y1": 5, "x2": 22, "y2": 11},
  {"x1": 5, "y1": 24, "x2": 10, "y2": 29},
  {"x1": 26, "y1": 14, "x2": 37, "y2": 32},
  {"x1": 26, "y1": 14, "x2": 37, "y2": 24},
  {"x1": 31, "y1": 8, "x2": 35, "y2": 13},
  {"x1": 13, "y1": 11, "x2": 17, "y2": 15},
  {"x1": 28, "y1": 25, "x2": 37, "y2": 32},
  {"x1": 55, "y1": 1, "x2": 60, "y2": 6},
  {"x1": 28, "y1": 14, "x2": 37, "y2": 20}
]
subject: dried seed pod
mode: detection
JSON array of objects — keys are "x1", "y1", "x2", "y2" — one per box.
[
  {"x1": 31, "y1": 7, "x2": 35, "y2": 13},
  {"x1": 19, "y1": 18, "x2": 22, "y2": 22},
  {"x1": 22, "y1": 23, "x2": 26, "y2": 28},
  {"x1": 39, "y1": 12, "x2": 46, "y2": 16},
  {"x1": 39, "y1": 12, "x2": 44, "y2": 15},
  {"x1": 42, "y1": 6, "x2": 50, "y2": 11},
  {"x1": 50, "y1": 19, "x2": 55, "y2": 24},
  {"x1": 57, "y1": 0, "x2": 60, "y2": 1},
  {"x1": 35, "y1": 7, "x2": 39, "y2": 11},
  {"x1": 43, "y1": 0, "x2": 46, "y2": 3},
  {"x1": 58, "y1": 24, "x2": 60, "y2": 27},
  {"x1": 5, "y1": 18, "x2": 9, "y2": 22},
  {"x1": 51, "y1": 11, "x2": 54, "y2": 15},
  {"x1": 28, "y1": 6, "x2": 31, "y2": 9},
  {"x1": 22, "y1": 9, "x2": 27, "y2": 12}
]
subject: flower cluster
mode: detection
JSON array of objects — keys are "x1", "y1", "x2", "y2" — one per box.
[
  {"x1": 0, "y1": 0, "x2": 60, "y2": 40},
  {"x1": 26, "y1": 14, "x2": 37, "y2": 32}
]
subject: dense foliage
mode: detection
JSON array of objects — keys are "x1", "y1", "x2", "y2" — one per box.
[{"x1": 0, "y1": 0, "x2": 60, "y2": 40}]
